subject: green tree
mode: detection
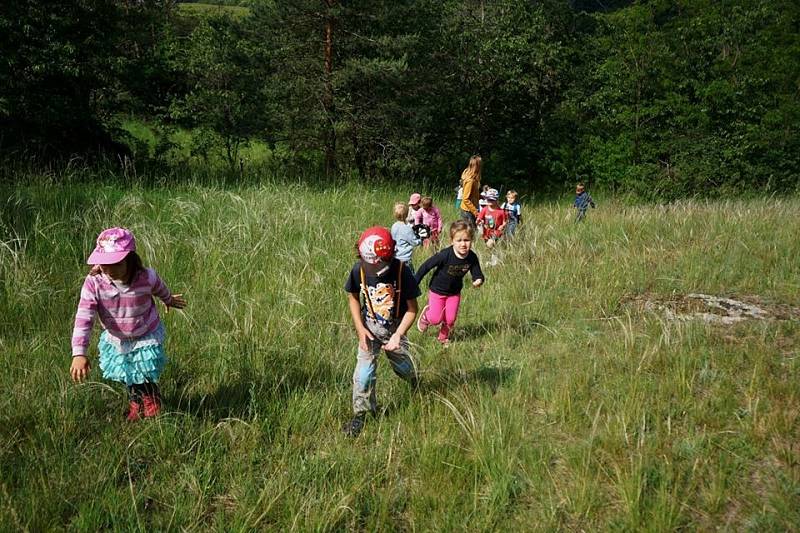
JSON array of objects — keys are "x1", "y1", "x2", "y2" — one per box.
[
  {"x1": 416, "y1": 0, "x2": 575, "y2": 184},
  {"x1": 0, "y1": 0, "x2": 174, "y2": 159},
  {"x1": 169, "y1": 11, "x2": 270, "y2": 170},
  {"x1": 564, "y1": 0, "x2": 800, "y2": 196}
]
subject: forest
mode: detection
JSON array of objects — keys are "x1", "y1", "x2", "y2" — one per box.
[{"x1": 2, "y1": 0, "x2": 799, "y2": 197}]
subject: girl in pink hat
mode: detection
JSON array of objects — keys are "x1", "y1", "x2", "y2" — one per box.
[
  {"x1": 406, "y1": 192, "x2": 422, "y2": 224},
  {"x1": 69, "y1": 227, "x2": 186, "y2": 421}
]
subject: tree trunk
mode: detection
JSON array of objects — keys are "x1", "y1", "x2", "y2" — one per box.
[{"x1": 323, "y1": 0, "x2": 337, "y2": 177}]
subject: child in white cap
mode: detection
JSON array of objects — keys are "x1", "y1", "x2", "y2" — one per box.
[
  {"x1": 70, "y1": 227, "x2": 186, "y2": 420},
  {"x1": 477, "y1": 188, "x2": 507, "y2": 248}
]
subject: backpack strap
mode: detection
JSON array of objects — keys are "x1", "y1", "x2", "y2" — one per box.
[
  {"x1": 395, "y1": 260, "x2": 403, "y2": 319},
  {"x1": 359, "y1": 263, "x2": 375, "y2": 321}
]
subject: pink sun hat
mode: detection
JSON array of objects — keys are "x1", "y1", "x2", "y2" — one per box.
[
  {"x1": 408, "y1": 193, "x2": 421, "y2": 205},
  {"x1": 86, "y1": 227, "x2": 136, "y2": 265}
]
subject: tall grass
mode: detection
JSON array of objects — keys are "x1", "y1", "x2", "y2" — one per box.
[{"x1": 1, "y1": 176, "x2": 798, "y2": 530}]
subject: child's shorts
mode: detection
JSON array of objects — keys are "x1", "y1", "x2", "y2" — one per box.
[{"x1": 98, "y1": 324, "x2": 167, "y2": 386}]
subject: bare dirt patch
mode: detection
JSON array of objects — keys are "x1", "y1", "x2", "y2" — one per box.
[{"x1": 623, "y1": 293, "x2": 800, "y2": 325}]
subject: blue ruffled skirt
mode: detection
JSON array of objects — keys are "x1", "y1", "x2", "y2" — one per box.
[{"x1": 98, "y1": 328, "x2": 167, "y2": 386}]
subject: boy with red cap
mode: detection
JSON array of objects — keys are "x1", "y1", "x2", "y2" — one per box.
[{"x1": 343, "y1": 226, "x2": 422, "y2": 437}]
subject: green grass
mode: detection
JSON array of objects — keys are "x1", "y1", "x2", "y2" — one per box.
[
  {"x1": 1, "y1": 175, "x2": 799, "y2": 530},
  {"x1": 120, "y1": 118, "x2": 273, "y2": 169},
  {"x1": 177, "y1": 3, "x2": 250, "y2": 19}
]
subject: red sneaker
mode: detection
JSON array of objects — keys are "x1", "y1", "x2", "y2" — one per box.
[
  {"x1": 142, "y1": 393, "x2": 162, "y2": 418},
  {"x1": 126, "y1": 400, "x2": 143, "y2": 422}
]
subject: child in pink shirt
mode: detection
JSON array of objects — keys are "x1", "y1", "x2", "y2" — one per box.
[
  {"x1": 69, "y1": 227, "x2": 187, "y2": 420},
  {"x1": 413, "y1": 196, "x2": 443, "y2": 248}
]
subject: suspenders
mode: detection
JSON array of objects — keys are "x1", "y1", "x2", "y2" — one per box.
[{"x1": 360, "y1": 260, "x2": 404, "y2": 321}]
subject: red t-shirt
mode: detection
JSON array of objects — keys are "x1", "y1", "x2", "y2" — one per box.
[{"x1": 477, "y1": 206, "x2": 507, "y2": 239}]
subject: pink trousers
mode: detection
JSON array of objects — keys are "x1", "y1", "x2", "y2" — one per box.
[{"x1": 424, "y1": 290, "x2": 461, "y2": 341}]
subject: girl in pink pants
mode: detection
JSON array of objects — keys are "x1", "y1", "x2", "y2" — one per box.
[
  {"x1": 423, "y1": 292, "x2": 462, "y2": 343},
  {"x1": 415, "y1": 220, "x2": 484, "y2": 346}
]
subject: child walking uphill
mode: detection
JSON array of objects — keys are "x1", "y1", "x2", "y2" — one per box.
[
  {"x1": 391, "y1": 203, "x2": 422, "y2": 272},
  {"x1": 502, "y1": 190, "x2": 522, "y2": 237},
  {"x1": 477, "y1": 188, "x2": 507, "y2": 249},
  {"x1": 574, "y1": 182, "x2": 596, "y2": 222},
  {"x1": 407, "y1": 193, "x2": 422, "y2": 225},
  {"x1": 414, "y1": 196, "x2": 443, "y2": 248},
  {"x1": 415, "y1": 221, "x2": 484, "y2": 347},
  {"x1": 70, "y1": 228, "x2": 186, "y2": 420},
  {"x1": 459, "y1": 155, "x2": 482, "y2": 227},
  {"x1": 343, "y1": 227, "x2": 421, "y2": 437}
]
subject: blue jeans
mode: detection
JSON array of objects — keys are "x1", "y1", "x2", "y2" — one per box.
[
  {"x1": 352, "y1": 319, "x2": 418, "y2": 415},
  {"x1": 505, "y1": 218, "x2": 518, "y2": 237}
]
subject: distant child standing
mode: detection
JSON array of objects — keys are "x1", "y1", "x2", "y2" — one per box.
[
  {"x1": 455, "y1": 184, "x2": 463, "y2": 211},
  {"x1": 459, "y1": 155, "x2": 482, "y2": 227},
  {"x1": 415, "y1": 221, "x2": 484, "y2": 347},
  {"x1": 407, "y1": 193, "x2": 422, "y2": 224},
  {"x1": 478, "y1": 184, "x2": 490, "y2": 211},
  {"x1": 70, "y1": 227, "x2": 187, "y2": 420},
  {"x1": 343, "y1": 227, "x2": 421, "y2": 437},
  {"x1": 413, "y1": 196, "x2": 443, "y2": 248},
  {"x1": 502, "y1": 190, "x2": 522, "y2": 237},
  {"x1": 476, "y1": 188, "x2": 507, "y2": 249},
  {"x1": 391, "y1": 202, "x2": 422, "y2": 272},
  {"x1": 574, "y1": 182, "x2": 596, "y2": 222}
]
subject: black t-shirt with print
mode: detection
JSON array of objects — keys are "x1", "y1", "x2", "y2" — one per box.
[
  {"x1": 344, "y1": 259, "x2": 421, "y2": 327},
  {"x1": 414, "y1": 246, "x2": 484, "y2": 296}
]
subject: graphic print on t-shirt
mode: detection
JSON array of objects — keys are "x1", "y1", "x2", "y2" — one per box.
[
  {"x1": 366, "y1": 282, "x2": 396, "y2": 325},
  {"x1": 485, "y1": 214, "x2": 496, "y2": 229},
  {"x1": 446, "y1": 264, "x2": 470, "y2": 277}
]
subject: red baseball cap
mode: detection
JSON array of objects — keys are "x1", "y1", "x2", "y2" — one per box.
[{"x1": 357, "y1": 226, "x2": 394, "y2": 265}]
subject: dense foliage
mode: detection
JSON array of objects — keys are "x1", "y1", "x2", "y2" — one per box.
[{"x1": 2, "y1": 0, "x2": 798, "y2": 196}]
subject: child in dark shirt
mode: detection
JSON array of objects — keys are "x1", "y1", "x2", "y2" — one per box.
[
  {"x1": 415, "y1": 220, "x2": 484, "y2": 347},
  {"x1": 574, "y1": 182, "x2": 596, "y2": 222},
  {"x1": 343, "y1": 226, "x2": 421, "y2": 437}
]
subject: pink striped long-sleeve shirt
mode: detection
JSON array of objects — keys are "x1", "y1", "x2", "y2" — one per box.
[
  {"x1": 414, "y1": 206, "x2": 443, "y2": 234},
  {"x1": 71, "y1": 268, "x2": 174, "y2": 356}
]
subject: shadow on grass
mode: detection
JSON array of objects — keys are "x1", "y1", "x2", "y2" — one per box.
[
  {"x1": 454, "y1": 317, "x2": 549, "y2": 340},
  {"x1": 453, "y1": 321, "x2": 503, "y2": 340},
  {"x1": 377, "y1": 363, "x2": 518, "y2": 418},
  {"x1": 168, "y1": 361, "x2": 338, "y2": 421},
  {"x1": 420, "y1": 364, "x2": 519, "y2": 396}
]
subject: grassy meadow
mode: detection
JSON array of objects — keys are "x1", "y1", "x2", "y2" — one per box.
[{"x1": 1, "y1": 176, "x2": 799, "y2": 530}]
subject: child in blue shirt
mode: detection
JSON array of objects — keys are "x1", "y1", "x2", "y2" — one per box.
[
  {"x1": 573, "y1": 182, "x2": 596, "y2": 222},
  {"x1": 391, "y1": 202, "x2": 422, "y2": 272},
  {"x1": 502, "y1": 190, "x2": 522, "y2": 237}
]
